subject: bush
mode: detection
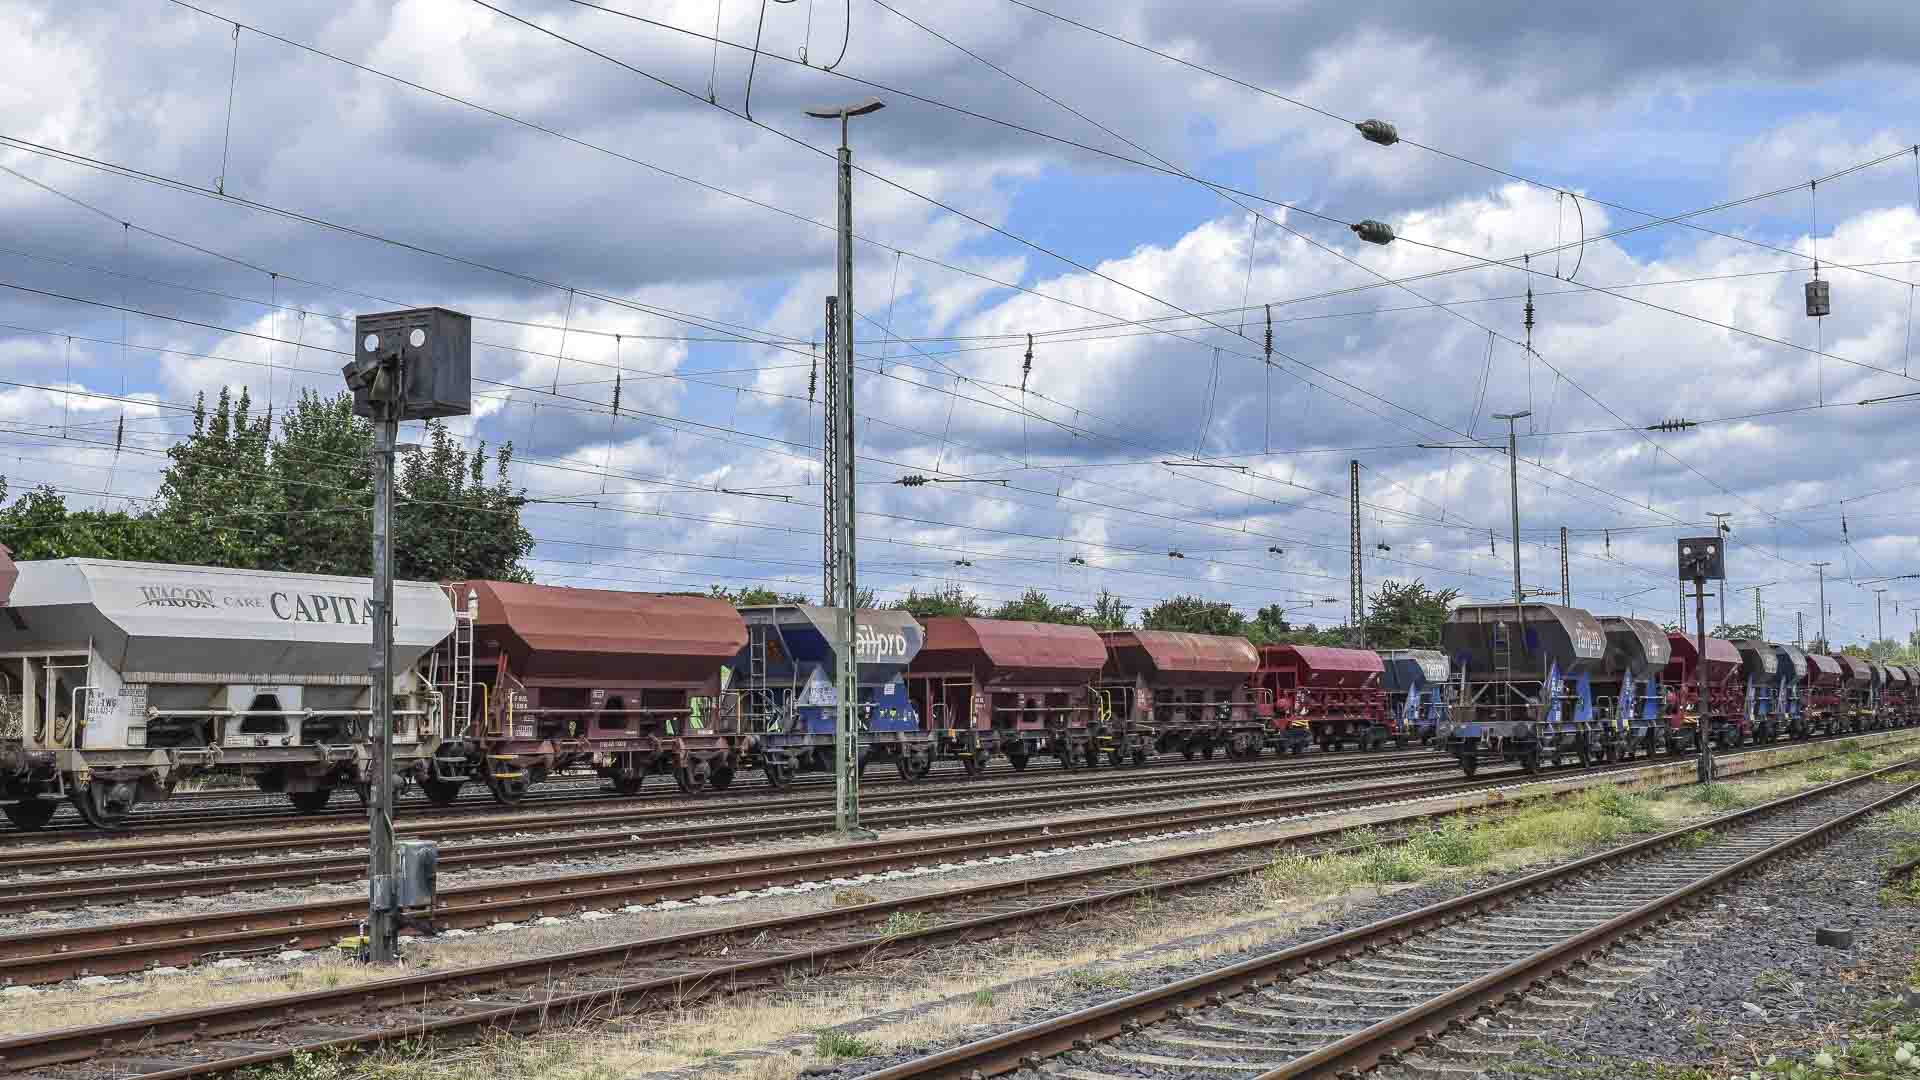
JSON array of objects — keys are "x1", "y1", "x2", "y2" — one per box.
[{"x1": 814, "y1": 1031, "x2": 875, "y2": 1059}]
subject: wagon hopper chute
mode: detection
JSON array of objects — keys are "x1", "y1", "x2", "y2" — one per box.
[
  {"x1": 1378, "y1": 649, "x2": 1451, "y2": 744},
  {"x1": 909, "y1": 617, "x2": 1108, "y2": 771},
  {"x1": 1440, "y1": 602, "x2": 1608, "y2": 776},
  {"x1": 1254, "y1": 645, "x2": 1393, "y2": 754},
  {"x1": 0, "y1": 555, "x2": 453, "y2": 828},
  {"x1": 1098, "y1": 630, "x2": 1258, "y2": 764},
  {"x1": 734, "y1": 605, "x2": 930, "y2": 784},
  {"x1": 451, "y1": 581, "x2": 747, "y2": 803},
  {"x1": 1730, "y1": 638, "x2": 1795, "y2": 742}
]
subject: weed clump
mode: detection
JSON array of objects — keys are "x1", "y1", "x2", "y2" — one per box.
[{"x1": 814, "y1": 1030, "x2": 875, "y2": 1058}]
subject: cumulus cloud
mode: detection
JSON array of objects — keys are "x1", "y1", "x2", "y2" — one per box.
[{"x1": 3, "y1": 0, "x2": 1919, "y2": 645}]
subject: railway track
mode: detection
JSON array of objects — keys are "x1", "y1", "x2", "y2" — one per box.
[
  {"x1": 0, "y1": 745, "x2": 1443, "y2": 837},
  {"x1": 5, "y1": 751, "x2": 1910, "y2": 1080},
  {"x1": 0, "y1": 747, "x2": 1449, "y2": 841},
  {"x1": 1, "y1": 730, "x2": 1901, "y2": 987},
  {"x1": 859, "y1": 765, "x2": 1920, "y2": 1080},
  {"x1": 0, "y1": 755, "x2": 1460, "y2": 876},
  {"x1": 0, "y1": 765, "x2": 1566, "y2": 982}
]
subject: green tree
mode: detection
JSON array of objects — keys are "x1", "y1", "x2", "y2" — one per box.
[
  {"x1": 1087, "y1": 590, "x2": 1131, "y2": 631},
  {"x1": 1362, "y1": 580, "x2": 1460, "y2": 649},
  {"x1": 991, "y1": 588, "x2": 1086, "y2": 625},
  {"x1": 889, "y1": 585, "x2": 982, "y2": 619},
  {"x1": 1139, "y1": 595, "x2": 1247, "y2": 636},
  {"x1": 0, "y1": 482, "x2": 170, "y2": 561},
  {"x1": 708, "y1": 584, "x2": 814, "y2": 606},
  {"x1": 1710, "y1": 623, "x2": 1762, "y2": 640},
  {"x1": 4, "y1": 390, "x2": 534, "y2": 582}
]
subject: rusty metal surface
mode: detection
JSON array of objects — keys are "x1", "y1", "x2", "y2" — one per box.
[
  {"x1": 913, "y1": 617, "x2": 1107, "y2": 683},
  {"x1": 1100, "y1": 630, "x2": 1257, "y2": 683},
  {"x1": 1807, "y1": 653, "x2": 1845, "y2": 683},
  {"x1": 1834, "y1": 654, "x2": 1873, "y2": 683},
  {"x1": 469, "y1": 581, "x2": 746, "y2": 681},
  {"x1": 1256, "y1": 644, "x2": 1384, "y2": 687},
  {"x1": 1666, "y1": 632, "x2": 1743, "y2": 678}
]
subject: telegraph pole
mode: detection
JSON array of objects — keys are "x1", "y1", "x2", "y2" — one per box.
[
  {"x1": 1350, "y1": 460, "x2": 1365, "y2": 646},
  {"x1": 1559, "y1": 526, "x2": 1570, "y2": 607},
  {"x1": 807, "y1": 97, "x2": 885, "y2": 841},
  {"x1": 1493, "y1": 411, "x2": 1532, "y2": 609},
  {"x1": 1812, "y1": 561, "x2": 1831, "y2": 651}
]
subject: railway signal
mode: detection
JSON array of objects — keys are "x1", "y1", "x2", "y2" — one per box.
[
  {"x1": 1677, "y1": 535, "x2": 1726, "y2": 783},
  {"x1": 346, "y1": 305, "x2": 472, "y2": 963}
]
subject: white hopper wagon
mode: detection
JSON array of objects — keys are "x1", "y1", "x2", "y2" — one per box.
[{"x1": 0, "y1": 552, "x2": 454, "y2": 828}]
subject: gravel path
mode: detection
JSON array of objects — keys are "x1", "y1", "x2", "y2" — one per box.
[{"x1": 1486, "y1": 813, "x2": 1920, "y2": 1079}]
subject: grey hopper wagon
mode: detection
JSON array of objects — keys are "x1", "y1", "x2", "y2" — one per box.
[
  {"x1": 0, "y1": 557, "x2": 453, "y2": 828},
  {"x1": 1442, "y1": 603, "x2": 1607, "y2": 681}
]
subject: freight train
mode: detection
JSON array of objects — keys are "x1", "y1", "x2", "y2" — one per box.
[
  {"x1": 5, "y1": 550, "x2": 1907, "y2": 827},
  {"x1": 1439, "y1": 601, "x2": 1918, "y2": 776}
]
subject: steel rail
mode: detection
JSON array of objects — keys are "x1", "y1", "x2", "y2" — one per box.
[
  {"x1": 0, "y1": 755, "x2": 1456, "y2": 876},
  {"x1": 4, "y1": 753, "x2": 1906, "y2": 1077},
  {"x1": 0, "y1": 764, "x2": 1577, "y2": 982},
  {"x1": 856, "y1": 762, "x2": 1920, "y2": 1080},
  {"x1": 0, "y1": 746, "x2": 1448, "y2": 838}
]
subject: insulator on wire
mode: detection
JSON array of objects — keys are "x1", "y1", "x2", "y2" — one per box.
[
  {"x1": 1524, "y1": 288, "x2": 1535, "y2": 335},
  {"x1": 1350, "y1": 220, "x2": 1396, "y2": 246},
  {"x1": 610, "y1": 372, "x2": 622, "y2": 417},
  {"x1": 808, "y1": 344, "x2": 818, "y2": 403},
  {"x1": 1604, "y1": 530, "x2": 1612, "y2": 557},
  {"x1": 1355, "y1": 119, "x2": 1399, "y2": 146},
  {"x1": 899, "y1": 474, "x2": 929, "y2": 487},
  {"x1": 1068, "y1": 556, "x2": 1087, "y2": 565},
  {"x1": 1805, "y1": 276, "x2": 1831, "y2": 317},
  {"x1": 1263, "y1": 304, "x2": 1273, "y2": 361},
  {"x1": 1021, "y1": 333, "x2": 1033, "y2": 392},
  {"x1": 1168, "y1": 550, "x2": 1186, "y2": 559},
  {"x1": 1376, "y1": 542, "x2": 1392, "y2": 553},
  {"x1": 1489, "y1": 530, "x2": 1496, "y2": 556},
  {"x1": 113, "y1": 415, "x2": 124, "y2": 452}
]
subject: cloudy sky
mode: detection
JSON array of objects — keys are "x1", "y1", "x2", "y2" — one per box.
[{"x1": 3, "y1": 0, "x2": 1919, "y2": 646}]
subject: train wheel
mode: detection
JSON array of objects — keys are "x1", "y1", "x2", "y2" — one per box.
[
  {"x1": 763, "y1": 761, "x2": 795, "y2": 790},
  {"x1": 1520, "y1": 749, "x2": 1541, "y2": 775},
  {"x1": 708, "y1": 766, "x2": 735, "y2": 791},
  {"x1": 1132, "y1": 747, "x2": 1150, "y2": 767},
  {"x1": 70, "y1": 781, "x2": 135, "y2": 830},
  {"x1": 421, "y1": 776, "x2": 465, "y2": 805},
  {"x1": 288, "y1": 789, "x2": 334, "y2": 814},
  {"x1": 897, "y1": 754, "x2": 932, "y2": 781},
  {"x1": 1008, "y1": 750, "x2": 1029, "y2": 771},
  {"x1": 961, "y1": 750, "x2": 987, "y2": 777},
  {"x1": 488, "y1": 773, "x2": 530, "y2": 805},
  {"x1": 2, "y1": 800, "x2": 56, "y2": 830},
  {"x1": 673, "y1": 766, "x2": 706, "y2": 794},
  {"x1": 1059, "y1": 745, "x2": 1080, "y2": 770},
  {"x1": 1181, "y1": 743, "x2": 1196, "y2": 761},
  {"x1": 1460, "y1": 755, "x2": 1479, "y2": 778},
  {"x1": 1577, "y1": 743, "x2": 1592, "y2": 768},
  {"x1": 1200, "y1": 742, "x2": 1216, "y2": 761},
  {"x1": 1107, "y1": 748, "x2": 1124, "y2": 767}
]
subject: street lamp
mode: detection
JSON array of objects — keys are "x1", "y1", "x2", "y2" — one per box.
[{"x1": 807, "y1": 96, "x2": 885, "y2": 841}]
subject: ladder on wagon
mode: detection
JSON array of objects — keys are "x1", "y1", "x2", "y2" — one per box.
[{"x1": 438, "y1": 583, "x2": 477, "y2": 739}]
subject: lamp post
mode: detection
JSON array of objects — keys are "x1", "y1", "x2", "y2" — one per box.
[{"x1": 806, "y1": 96, "x2": 885, "y2": 841}]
